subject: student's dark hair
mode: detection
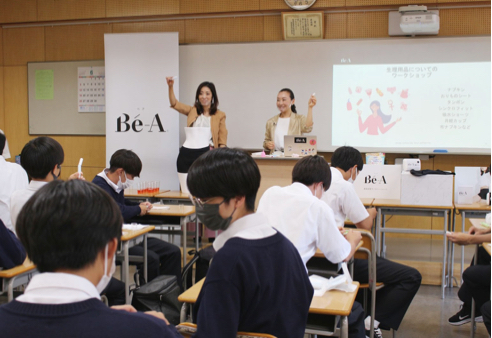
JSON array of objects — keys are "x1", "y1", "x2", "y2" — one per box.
[
  {"x1": 16, "y1": 180, "x2": 122, "y2": 273},
  {"x1": 109, "y1": 149, "x2": 142, "y2": 177},
  {"x1": 292, "y1": 155, "x2": 331, "y2": 191},
  {"x1": 370, "y1": 100, "x2": 391, "y2": 124},
  {"x1": 0, "y1": 133, "x2": 5, "y2": 153},
  {"x1": 20, "y1": 137, "x2": 64, "y2": 179},
  {"x1": 187, "y1": 148, "x2": 261, "y2": 211},
  {"x1": 331, "y1": 146, "x2": 364, "y2": 172},
  {"x1": 279, "y1": 88, "x2": 297, "y2": 113},
  {"x1": 194, "y1": 81, "x2": 219, "y2": 116}
]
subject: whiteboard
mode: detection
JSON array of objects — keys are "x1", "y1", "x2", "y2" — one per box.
[{"x1": 179, "y1": 36, "x2": 491, "y2": 154}]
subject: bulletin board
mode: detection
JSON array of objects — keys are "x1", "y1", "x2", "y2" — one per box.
[{"x1": 27, "y1": 60, "x2": 105, "y2": 135}]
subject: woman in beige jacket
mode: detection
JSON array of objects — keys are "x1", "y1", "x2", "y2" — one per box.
[
  {"x1": 263, "y1": 88, "x2": 316, "y2": 154},
  {"x1": 166, "y1": 77, "x2": 228, "y2": 192}
]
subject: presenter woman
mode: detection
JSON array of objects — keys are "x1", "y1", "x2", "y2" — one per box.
[
  {"x1": 263, "y1": 88, "x2": 316, "y2": 154},
  {"x1": 357, "y1": 100, "x2": 401, "y2": 136},
  {"x1": 166, "y1": 77, "x2": 228, "y2": 193}
]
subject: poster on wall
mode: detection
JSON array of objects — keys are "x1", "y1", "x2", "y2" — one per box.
[
  {"x1": 78, "y1": 66, "x2": 105, "y2": 112},
  {"x1": 104, "y1": 33, "x2": 180, "y2": 190}
]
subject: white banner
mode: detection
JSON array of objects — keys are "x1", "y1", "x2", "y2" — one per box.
[
  {"x1": 104, "y1": 33, "x2": 179, "y2": 190},
  {"x1": 354, "y1": 164, "x2": 402, "y2": 199}
]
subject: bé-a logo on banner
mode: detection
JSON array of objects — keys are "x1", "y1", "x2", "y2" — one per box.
[{"x1": 116, "y1": 112, "x2": 167, "y2": 133}]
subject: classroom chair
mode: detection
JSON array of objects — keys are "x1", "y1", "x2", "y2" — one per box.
[
  {"x1": 176, "y1": 322, "x2": 276, "y2": 338},
  {"x1": 0, "y1": 258, "x2": 37, "y2": 302}
]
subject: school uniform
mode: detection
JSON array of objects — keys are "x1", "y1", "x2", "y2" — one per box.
[
  {"x1": 0, "y1": 218, "x2": 26, "y2": 269},
  {"x1": 0, "y1": 156, "x2": 28, "y2": 232},
  {"x1": 0, "y1": 273, "x2": 180, "y2": 338},
  {"x1": 92, "y1": 172, "x2": 182, "y2": 287},
  {"x1": 257, "y1": 183, "x2": 365, "y2": 338},
  {"x1": 193, "y1": 213, "x2": 313, "y2": 338},
  {"x1": 321, "y1": 167, "x2": 422, "y2": 331}
]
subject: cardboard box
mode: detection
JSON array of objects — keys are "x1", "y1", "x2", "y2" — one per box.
[{"x1": 400, "y1": 172, "x2": 453, "y2": 206}]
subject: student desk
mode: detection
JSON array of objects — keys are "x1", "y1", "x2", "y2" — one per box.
[
  {"x1": 148, "y1": 205, "x2": 196, "y2": 266},
  {"x1": 450, "y1": 204, "x2": 491, "y2": 287},
  {"x1": 373, "y1": 199, "x2": 452, "y2": 299},
  {"x1": 118, "y1": 225, "x2": 155, "y2": 304},
  {"x1": 155, "y1": 191, "x2": 192, "y2": 205},
  {"x1": 178, "y1": 278, "x2": 359, "y2": 338},
  {"x1": 124, "y1": 190, "x2": 170, "y2": 203},
  {"x1": 0, "y1": 259, "x2": 37, "y2": 301}
]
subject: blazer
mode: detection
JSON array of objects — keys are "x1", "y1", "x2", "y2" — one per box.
[
  {"x1": 263, "y1": 113, "x2": 313, "y2": 153},
  {"x1": 172, "y1": 101, "x2": 228, "y2": 147}
]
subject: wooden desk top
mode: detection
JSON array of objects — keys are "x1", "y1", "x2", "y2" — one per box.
[
  {"x1": 121, "y1": 225, "x2": 155, "y2": 241},
  {"x1": 124, "y1": 190, "x2": 170, "y2": 198},
  {"x1": 454, "y1": 203, "x2": 491, "y2": 212},
  {"x1": 360, "y1": 198, "x2": 374, "y2": 207},
  {"x1": 469, "y1": 218, "x2": 489, "y2": 229},
  {"x1": 483, "y1": 243, "x2": 491, "y2": 255},
  {"x1": 314, "y1": 239, "x2": 364, "y2": 258},
  {"x1": 0, "y1": 259, "x2": 35, "y2": 278},
  {"x1": 178, "y1": 278, "x2": 359, "y2": 317},
  {"x1": 148, "y1": 204, "x2": 195, "y2": 217},
  {"x1": 372, "y1": 199, "x2": 453, "y2": 210},
  {"x1": 155, "y1": 191, "x2": 190, "y2": 199}
]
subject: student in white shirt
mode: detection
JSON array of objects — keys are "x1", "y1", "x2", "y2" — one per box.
[
  {"x1": 0, "y1": 133, "x2": 28, "y2": 232},
  {"x1": 257, "y1": 155, "x2": 365, "y2": 338},
  {"x1": 0, "y1": 180, "x2": 180, "y2": 338},
  {"x1": 322, "y1": 146, "x2": 422, "y2": 337},
  {"x1": 10, "y1": 137, "x2": 83, "y2": 230}
]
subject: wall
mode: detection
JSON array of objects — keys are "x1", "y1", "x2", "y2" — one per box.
[{"x1": 0, "y1": 0, "x2": 489, "y2": 193}]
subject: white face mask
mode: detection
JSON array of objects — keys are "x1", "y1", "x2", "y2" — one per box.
[
  {"x1": 348, "y1": 168, "x2": 358, "y2": 184},
  {"x1": 95, "y1": 244, "x2": 116, "y2": 294},
  {"x1": 117, "y1": 171, "x2": 133, "y2": 190}
]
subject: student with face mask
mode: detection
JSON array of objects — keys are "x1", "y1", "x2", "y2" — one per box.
[
  {"x1": 321, "y1": 146, "x2": 422, "y2": 337},
  {"x1": 92, "y1": 149, "x2": 182, "y2": 287},
  {"x1": 0, "y1": 180, "x2": 180, "y2": 338},
  {"x1": 187, "y1": 148, "x2": 313, "y2": 338}
]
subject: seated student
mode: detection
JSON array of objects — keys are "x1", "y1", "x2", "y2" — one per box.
[
  {"x1": 10, "y1": 137, "x2": 125, "y2": 306},
  {"x1": 447, "y1": 226, "x2": 491, "y2": 334},
  {"x1": 0, "y1": 133, "x2": 28, "y2": 232},
  {"x1": 187, "y1": 148, "x2": 313, "y2": 338},
  {"x1": 0, "y1": 218, "x2": 26, "y2": 269},
  {"x1": 92, "y1": 149, "x2": 181, "y2": 287},
  {"x1": 321, "y1": 146, "x2": 421, "y2": 337},
  {"x1": 0, "y1": 180, "x2": 180, "y2": 338},
  {"x1": 257, "y1": 155, "x2": 365, "y2": 338}
]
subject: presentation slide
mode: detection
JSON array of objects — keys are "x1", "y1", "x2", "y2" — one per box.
[{"x1": 332, "y1": 62, "x2": 491, "y2": 151}]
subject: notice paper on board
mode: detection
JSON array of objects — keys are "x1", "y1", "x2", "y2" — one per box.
[
  {"x1": 35, "y1": 69, "x2": 54, "y2": 100},
  {"x1": 78, "y1": 66, "x2": 105, "y2": 113}
]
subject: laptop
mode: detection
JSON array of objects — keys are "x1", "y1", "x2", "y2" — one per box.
[{"x1": 284, "y1": 135, "x2": 317, "y2": 157}]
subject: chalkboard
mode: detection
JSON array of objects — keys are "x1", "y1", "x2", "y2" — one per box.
[{"x1": 28, "y1": 60, "x2": 105, "y2": 135}]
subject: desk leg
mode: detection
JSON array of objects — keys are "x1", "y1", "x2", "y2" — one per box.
[
  {"x1": 340, "y1": 315, "x2": 348, "y2": 338},
  {"x1": 195, "y1": 213, "x2": 199, "y2": 252},
  {"x1": 180, "y1": 302, "x2": 189, "y2": 323},
  {"x1": 381, "y1": 213, "x2": 386, "y2": 259},
  {"x1": 123, "y1": 241, "x2": 130, "y2": 304},
  {"x1": 461, "y1": 211, "x2": 466, "y2": 284},
  {"x1": 376, "y1": 208, "x2": 381, "y2": 256},
  {"x1": 182, "y1": 216, "x2": 187, "y2": 268},
  {"x1": 7, "y1": 277, "x2": 14, "y2": 302},
  {"x1": 448, "y1": 211, "x2": 456, "y2": 288},
  {"x1": 441, "y1": 211, "x2": 448, "y2": 299},
  {"x1": 143, "y1": 234, "x2": 148, "y2": 283}
]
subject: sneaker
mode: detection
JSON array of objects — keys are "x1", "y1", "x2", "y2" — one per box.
[
  {"x1": 448, "y1": 304, "x2": 482, "y2": 326},
  {"x1": 365, "y1": 327, "x2": 383, "y2": 338}
]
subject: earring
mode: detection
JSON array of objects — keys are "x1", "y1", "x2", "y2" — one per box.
[{"x1": 212, "y1": 98, "x2": 215, "y2": 104}]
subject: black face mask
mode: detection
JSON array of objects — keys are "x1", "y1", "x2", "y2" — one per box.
[
  {"x1": 52, "y1": 164, "x2": 61, "y2": 180},
  {"x1": 195, "y1": 200, "x2": 235, "y2": 231}
]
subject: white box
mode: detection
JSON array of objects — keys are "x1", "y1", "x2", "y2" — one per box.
[
  {"x1": 400, "y1": 172, "x2": 453, "y2": 206},
  {"x1": 354, "y1": 165, "x2": 401, "y2": 199}
]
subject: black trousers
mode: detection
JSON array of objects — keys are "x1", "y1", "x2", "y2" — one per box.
[
  {"x1": 481, "y1": 300, "x2": 491, "y2": 335},
  {"x1": 102, "y1": 277, "x2": 125, "y2": 306},
  {"x1": 352, "y1": 256, "x2": 422, "y2": 331},
  {"x1": 347, "y1": 301, "x2": 366, "y2": 338},
  {"x1": 129, "y1": 237, "x2": 182, "y2": 289},
  {"x1": 458, "y1": 246, "x2": 491, "y2": 314}
]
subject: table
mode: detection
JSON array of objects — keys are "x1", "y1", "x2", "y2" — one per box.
[
  {"x1": 483, "y1": 242, "x2": 491, "y2": 255},
  {"x1": 155, "y1": 190, "x2": 191, "y2": 203},
  {"x1": 148, "y1": 205, "x2": 197, "y2": 266},
  {"x1": 178, "y1": 278, "x2": 359, "y2": 338},
  {"x1": 0, "y1": 259, "x2": 37, "y2": 301},
  {"x1": 118, "y1": 225, "x2": 155, "y2": 304},
  {"x1": 373, "y1": 199, "x2": 453, "y2": 299},
  {"x1": 451, "y1": 204, "x2": 491, "y2": 287},
  {"x1": 124, "y1": 189, "x2": 170, "y2": 203}
]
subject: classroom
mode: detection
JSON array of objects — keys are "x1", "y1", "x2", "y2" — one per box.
[{"x1": 0, "y1": 1, "x2": 490, "y2": 338}]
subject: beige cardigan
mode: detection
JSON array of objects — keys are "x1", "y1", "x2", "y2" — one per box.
[
  {"x1": 172, "y1": 101, "x2": 228, "y2": 148},
  {"x1": 263, "y1": 113, "x2": 313, "y2": 153}
]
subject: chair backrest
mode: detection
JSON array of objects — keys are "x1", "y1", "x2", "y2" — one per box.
[{"x1": 176, "y1": 322, "x2": 277, "y2": 338}]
